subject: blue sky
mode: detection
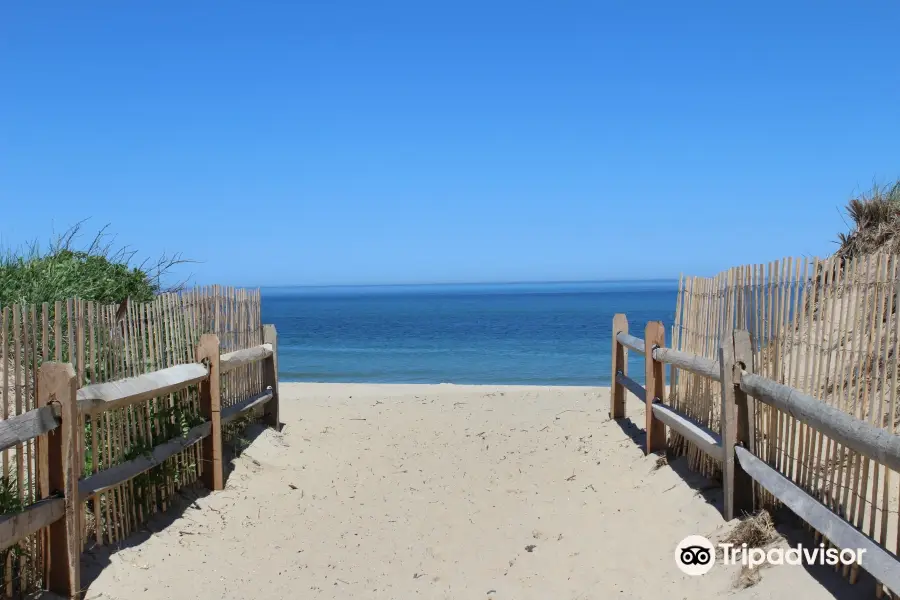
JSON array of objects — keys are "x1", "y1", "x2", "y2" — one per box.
[{"x1": 1, "y1": 2, "x2": 898, "y2": 287}]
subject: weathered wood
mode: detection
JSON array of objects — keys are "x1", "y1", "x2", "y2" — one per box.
[
  {"x1": 40, "y1": 362, "x2": 80, "y2": 598},
  {"x1": 196, "y1": 334, "x2": 223, "y2": 491},
  {"x1": 78, "y1": 421, "x2": 212, "y2": 500},
  {"x1": 611, "y1": 314, "x2": 628, "y2": 419},
  {"x1": 652, "y1": 346, "x2": 721, "y2": 382},
  {"x1": 651, "y1": 403, "x2": 723, "y2": 462},
  {"x1": 0, "y1": 405, "x2": 60, "y2": 452},
  {"x1": 644, "y1": 322, "x2": 666, "y2": 455},
  {"x1": 615, "y1": 332, "x2": 645, "y2": 354},
  {"x1": 0, "y1": 497, "x2": 65, "y2": 552},
  {"x1": 735, "y1": 445, "x2": 900, "y2": 593},
  {"x1": 262, "y1": 325, "x2": 279, "y2": 430},
  {"x1": 76, "y1": 363, "x2": 209, "y2": 414},
  {"x1": 720, "y1": 330, "x2": 755, "y2": 520},
  {"x1": 219, "y1": 343, "x2": 273, "y2": 375},
  {"x1": 222, "y1": 390, "x2": 274, "y2": 424},
  {"x1": 740, "y1": 372, "x2": 900, "y2": 474},
  {"x1": 614, "y1": 372, "x2": 645, "y2": 402}
]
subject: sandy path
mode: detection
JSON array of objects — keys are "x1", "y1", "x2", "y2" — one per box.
[{"x1": 83, "y1": 383, "x2": 849, "y2": 599}]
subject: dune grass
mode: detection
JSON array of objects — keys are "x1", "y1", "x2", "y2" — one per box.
[{"x1": 837, "y1": 180, "x2": 900, "y2": 259}]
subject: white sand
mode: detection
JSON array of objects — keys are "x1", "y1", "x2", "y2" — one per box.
[{"x1": 83, "y1": 383, "x2": 852, "y2": 599}]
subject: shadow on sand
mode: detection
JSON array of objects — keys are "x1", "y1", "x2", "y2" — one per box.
[
  {"x1": 613, "y1": 414, "x2": 877, "y2": 600},
  {"x1": 79, "y1": 423, "x2": 272, "y2": 594}
]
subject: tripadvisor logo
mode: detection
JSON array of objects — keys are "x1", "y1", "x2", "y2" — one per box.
[{"x1": 675, "y1": 535, "x2": 866, "y2": 575}]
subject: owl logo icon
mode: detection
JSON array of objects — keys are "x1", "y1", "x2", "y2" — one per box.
[{"x1": 675, "y1": 535, "x2": 716, "y2": 575}]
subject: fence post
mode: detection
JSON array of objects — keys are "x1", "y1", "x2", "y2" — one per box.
[
  {"x1": 719, "y1": 330, "x2": 756, "y2": 520},
  {"x1": 644, "y1": 321, "x2": 666, "y2": 455},
  {"x1": 611, "y1": 314, "x2": 628, "y2": 419},
  {"x1": 263, "y1": 324, "x2": 280, "y2": 431},
  {"x1": 196, "y1": 334, "x2": 224, "y2": 492},
  {"x1": 39, "y1": 362, "x2": 81, "y2": 599}
]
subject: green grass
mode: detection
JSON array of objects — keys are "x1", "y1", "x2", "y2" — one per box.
[{"x1": 0, "y1": 221, "x2": 190, "y2": 307}]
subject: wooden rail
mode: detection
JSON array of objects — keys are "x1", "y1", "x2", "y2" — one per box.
[
  {"x1": 610, "y1": 313, "x2": 900, "y2": 589},
  {"x1": 0, "y1": 497, "x2": 66, "y2": 552},
  {"x1": 739, "y1": 372, "x2": 900, "y2": 473},
  {"x1": 77, "y1": 364, "x2": 209, "y2": 414},
  {"x1": 652, "y1": 346, "x2": 721, "y2": 382},
  {"x1": 615, "y1": 332, "x2": 645, "y2": 354},
  {"x1": 614, "y1": 372, "x2": 645, "y2": 401},
  {"x1": 220, "y1": 343, "x2": 273, "y2": 374},
  {"x1": 735, "y1": 446, "x2": 900, "y2": 593},
  {"x1": 78, "y1": 422, "x2": 214, "y2": 499},
  {"x1": 650, "y1": 403, "x2": 723, "y2": 461},
  {"x1": 0, "y1": 405, "x2": 60, "y2": 453},
  {"x1": 0, "y1": 329, "x2": 280, "y2": 599},
  {"x1": 222, "y1": 389, "x2": 275, "y2": 424}
]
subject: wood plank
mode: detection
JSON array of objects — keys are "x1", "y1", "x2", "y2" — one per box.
[
  {"x1": 614, "y1": 372, "x2": 645, "y2": 401},
  {"x1": 78, "y1": 421, "x2": 212, "y2": 500},
  {"x1": 720, "y1": 330, "x2": 756, "y2": 520},
  {"x1": 196, "y1": 334, "x2": 223, "y2": 491},
  {"x1": 219, "y1": 343, "x2": 273, "y2": 375},
  {"x1": 0, "y1": 406, "x2": 61, "y2": 453},
  {"x1": 740, "y1": 372, "x2": 900, "y2": 474},
  {"x1": 41, "y1": 362, "x2": 80, "y2": 598},
  {"x1": 615, "y1": 332, "x2": 645, "y2": 355},
  {"x1": 735, "y1": 445, "x2": 900, "y2": 594},
  {"x1": 0, "y1": 497, "x2": 65, "y2": 552},
  {"x1": 13, "y1": 306, "x2": 24, "y2": 504},
  {"x1": 644, "y1": 321, "x2": 666, "y2": 455},
  {"x1": 652, "y1": 346, "x2": 721, "y2": 381},
  {"x1": 1, "y1": 308, "x2": 7, "y2": 480},
  {"x1": 611, "y1": 314, "x2": 628, "y2": 419},
  {"x1": 222, "y1": 390, "x2": 274, "y2": 424},
  {"x1": 76, "y1": 363, "x2": 209, "y2": 413},
  {"x1": 262, "y1": 325, "x2": 279, "y2": 430},
  {"x1": 651, "y1": 403, "x2": 723, "y2": 462}
]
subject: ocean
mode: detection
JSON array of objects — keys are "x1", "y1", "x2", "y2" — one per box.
[{"x1": 261, "y1": 280, "x2": 678, "y2": 386}]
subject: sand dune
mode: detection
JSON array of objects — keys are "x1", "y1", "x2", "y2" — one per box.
[{"x1": 83, "y1": 383, "x2": 860, "y2": 599}]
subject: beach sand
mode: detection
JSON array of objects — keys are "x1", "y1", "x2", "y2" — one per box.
[{"x1": 83, "y1": 383, "x2": 857, "y2": 599}]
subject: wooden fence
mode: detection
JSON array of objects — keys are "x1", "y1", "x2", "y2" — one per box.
[
  {"x1": 611, "y1": 252, "x2": 900, "y2": 597},
  {"x1": 0, "y1": 287, "x2": 272, "y2": 598}
]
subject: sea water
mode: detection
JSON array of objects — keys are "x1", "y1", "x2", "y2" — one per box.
[{"x1": 262, "y1": 280, "x2": 677, "y2": 386}]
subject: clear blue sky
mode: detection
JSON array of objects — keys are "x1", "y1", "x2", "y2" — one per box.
[{"x1": 1, "y1": 2, "x2": 898, "y2": 287}]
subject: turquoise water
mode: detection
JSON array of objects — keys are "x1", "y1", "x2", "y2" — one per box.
[{"x1": 261, "y1": 281, "x2": 677, "y2": 386}]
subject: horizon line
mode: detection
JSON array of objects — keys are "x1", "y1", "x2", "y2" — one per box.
[{"x1": 249, "y1": 277, "x2": 680, "y2": 290}]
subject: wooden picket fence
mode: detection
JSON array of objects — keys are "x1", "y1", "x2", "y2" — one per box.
[
  {"x1": 0, "y1": 287, "x2": 274, "y2": 598},
  {"x1": 616, "y1": 253, "x2": 900, "y2": 597}
]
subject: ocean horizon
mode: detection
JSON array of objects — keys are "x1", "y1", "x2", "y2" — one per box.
[{"x1": 261, "y1": 280, "x2": 678, "y2": 386}]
